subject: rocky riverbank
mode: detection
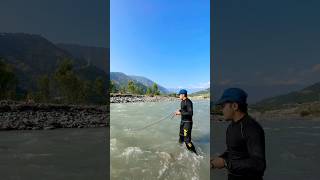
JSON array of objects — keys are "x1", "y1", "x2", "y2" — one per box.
[
  {"x1": 110, "y1": 94, "x2": 178, "y2": 103},
  {"x1": 0, "y1": 101, "x2": 108, "y2": 130},
  {"x1": 251, "y1": 101, "x2": 320, "y2": 121}
]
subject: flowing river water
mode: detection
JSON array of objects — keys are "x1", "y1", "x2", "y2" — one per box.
[{"x1": 110, "y1": 100, "x2": 210, "y2": 180}]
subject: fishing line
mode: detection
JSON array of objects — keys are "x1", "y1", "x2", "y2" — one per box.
[{"x1": 130, "y1": 112, "x2": 176, "y2": 132}]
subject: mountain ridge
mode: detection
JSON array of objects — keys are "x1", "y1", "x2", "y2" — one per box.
[
  {"x1": 0, "y1": 32, "x2": 108, "y2": 92},
  {"x1": 252, "y1": 82, "x2": 320, "y2": 111},
  {"x1": 110, "y1": 72, "x2": 169, "y2": 94}
]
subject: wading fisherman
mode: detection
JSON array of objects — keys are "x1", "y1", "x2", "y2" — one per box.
[
  {"x1": 175, "y1": 89, "x2": 198, "y2": 155},
  {"x1": 211, "y1": 88, "x2": 266, "y2": 180}
]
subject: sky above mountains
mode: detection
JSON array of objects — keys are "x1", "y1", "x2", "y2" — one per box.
[
  {"x1": 0, "y1": 0, "x2": 108, "y2": 48},
  {"x1": 110, "y1": 0, "x2": 210, "y2": 91},
  {"x1": 213, "y1": 0, "x2": 320, "y2": 88},
  {"x1": 2, "y1": 0, "x2": 319, "y2": 98}
]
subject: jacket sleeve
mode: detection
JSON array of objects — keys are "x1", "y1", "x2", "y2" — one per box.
[
  {"x1": 180, "y1": 100, "x2": 193, "y2": 116},
  {"x1": 220, "y1": 126, "x2": 229, "y2": 162},
  {"x1": 226, "y1": 124, "x2": 266, "y2": 175},
  {"x1": 219, "y1": 150, "x2": 229, "y2": 160}
]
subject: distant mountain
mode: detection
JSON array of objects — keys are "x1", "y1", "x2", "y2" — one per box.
[
  {"x1": 0, "y1": 33, "x2": 88, "y2": 70},
  {"x1": 57, "y1": 43, "x2": 109, "y2": 73},
  {"x1": 110, "y1": 72, "x2": 134, "y2": 85},
  {"x1": 211, "y1": 84, "x2": 304, "y2": 104},
  {"x1": 190, "y1": 88, "x2": 210, "y2": 96},
  {"x1": 168, "y1": 88, "x2": 209, "y2": 94},
  {"x1": 129, "y1": 75, "x2": 169, "y2": 94},
  {"x1": 110, "y1": 72, "x2": 148, "y2": 92},
  {"x1": 252, "y1": 82, "x2": 320, "y2": 110},
  {"x1": 110, "y1": 72, "x2": 169, "y2": 94},
  {"x1": 0, "y1": 33, "x2": 107, "y2": 91}
]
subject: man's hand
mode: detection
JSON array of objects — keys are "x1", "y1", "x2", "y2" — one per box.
[
  {"x1": 175, "y1": 110, "x2": 181, "y2": 115},
  {"x1": 210, "y1": 157, "x2": 226, "y2": 169}
]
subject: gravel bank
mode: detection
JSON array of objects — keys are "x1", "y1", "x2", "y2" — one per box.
[{"x1": 0, "y1": 100, "x2": 109, "y2": 130}]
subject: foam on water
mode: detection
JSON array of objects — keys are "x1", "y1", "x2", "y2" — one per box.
[
  {"x1": 110, "y1": 138, "x2": 117, "y2": 152},
  {"x1": 156, "y1": 151, "x2": 172, "y2": 178},
  {"x1": 111, "y1": 100, "x2": 210, "y2": 180},
  {"x1": 120, "y1": 147, "x2": 144, "y2": 161}
]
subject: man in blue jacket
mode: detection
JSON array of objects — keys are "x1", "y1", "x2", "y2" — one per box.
[
  {"x1": 175, "y1": 89, "x2": 198, "y2": 155},
  {"x1": 211, "y1": 88, "x2": 266, "y2": 180}
]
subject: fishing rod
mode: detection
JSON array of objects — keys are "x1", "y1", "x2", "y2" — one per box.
[{"x1": 130, "y1": 112, "x2": 176, "y2": 132}]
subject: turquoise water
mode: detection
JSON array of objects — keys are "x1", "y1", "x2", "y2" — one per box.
[{"x1": 111, "y1": 100, "x2": 210, "y2": 180}]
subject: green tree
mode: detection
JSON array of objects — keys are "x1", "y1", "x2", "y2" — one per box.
[
  {"x1": 127, "y1": 80, "x2": 136, "y2": 94},
  {"x1": 0, "y1": 59, "x2": 18, "y2": 100},
  {"x1": 90, "y1": 77, "x2": 106, "y2": 104},
  {"x1": 119, "y1": 85, "x2": 126, "y2": 94},
  {"x1": 146, "y1": 87, "x2": 152, "y2": 96},
  {"x1": 109, "y1": 80, "x2": 115, "y2": 93},
  {"x1": 109, "y1": 80, "x2": 118, "y2": 93},
  {"x1": 36, "y1": 74, "x2": 50, "y2": 102},
  {"x1": 94, "y1": 77, "x2": 105, "y2": 97},
  {"x1": 135, "y1": 86, "x2": 144, "y2": 95},
  {"x1": 54, "y1": 58, "x2": 86, "y2": 104},
  {"x1": 79, "y1": 80, "x2": 91, "y2": 103},
  {"x1": 152, "y1": 83, "x2": 160, "y2": 95}
]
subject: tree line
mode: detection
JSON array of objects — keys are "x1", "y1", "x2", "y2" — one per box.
[
  {"x1": 109, "y1": 80, "x2": 161, "y2": 96},
  {"x1": 0, "y1": 58, "x2": 107, "y2": 105}
]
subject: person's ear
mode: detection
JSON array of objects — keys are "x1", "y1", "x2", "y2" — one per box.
[{"x1": 231, "y1": 103, "x2": 239, "y2": 111}]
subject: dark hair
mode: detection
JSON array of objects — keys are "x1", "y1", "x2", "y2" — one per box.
[
  {"x1": 180, "y1": 93, "x2": 187, "y2": 97},
  {"x1": 237, "y1": 102, "x2": 248, "y2": 113},
  {"x1": 221, "y1": 101, "x2": 247, "y2": 113}
]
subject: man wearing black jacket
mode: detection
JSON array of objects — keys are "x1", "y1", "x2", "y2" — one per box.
[
  {"x1": 211, "y1": 88, "x2": 266, "y2": 180},
  {"x1": 175, "y1": 89, "x2": 198, "y2": 155}
]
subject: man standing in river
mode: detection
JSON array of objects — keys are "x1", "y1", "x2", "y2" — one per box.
[
  {"x1": 175, "y1": 89, "x2": 198, "y2": 155},
  {"x1": 211, "y1": 88, "x2": 266, "y2": 180}
]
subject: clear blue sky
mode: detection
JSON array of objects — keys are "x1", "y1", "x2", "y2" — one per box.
[{"x1": 111, "y1": 0, "x2": 210, "y2": 90}]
